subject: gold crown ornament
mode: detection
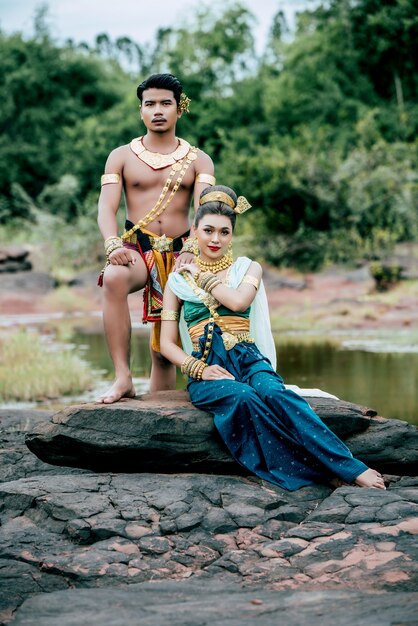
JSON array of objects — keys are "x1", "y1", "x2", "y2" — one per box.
[{"x1": 199, "y1": 191, "x2": 252, "y2": 214}]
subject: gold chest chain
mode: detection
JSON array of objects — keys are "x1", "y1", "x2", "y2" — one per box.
[{"x1": 122, "y1": 146, "x2": 198, "y2": 242}]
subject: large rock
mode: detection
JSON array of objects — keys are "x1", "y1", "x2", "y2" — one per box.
[
  {"x1": 10, "y1": 584, "x2": 418, "y2": 626},
  {"x1": 0, "y1": 409, "x2": 91, "y2": 483},
  {"x1": 25, "y1": 391, "x2": 418, "y2": 474},
  {"x1": 0, "y1": 472, "x2": 417, "y2": 622},
  {"x1": 0, "y1": 246, "x2": 31, "y2": 273},
  {"x1": 2, "y1": 404, "x2": 418, "y2": 623}
]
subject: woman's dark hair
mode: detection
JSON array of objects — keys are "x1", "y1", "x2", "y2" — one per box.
[
  {"x1": 137, "y1": 74, "x2": 183, "y2": 106},
  {"x1": 194, "y1": 185, "x2": 237, "y2": 230}
]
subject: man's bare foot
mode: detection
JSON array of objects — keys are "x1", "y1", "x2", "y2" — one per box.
[
  {"x1": 354, "y1": 468, "x2": 386, "y2": 489},
  {"x1": 97, "y1": 378, "x2": 136, "y2": 404}
]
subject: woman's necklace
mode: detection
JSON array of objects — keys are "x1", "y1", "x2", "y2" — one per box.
[{"x1": 196, "y1": 249, "x2": 233, "y2": 274}]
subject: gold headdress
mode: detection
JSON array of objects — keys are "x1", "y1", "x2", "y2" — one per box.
[
  {"x1": 199, "y1": 191, "x2": 252, "y2": 214},
  {"x1": 179, "y1": 93, "x2": 191, "y2": 114}
]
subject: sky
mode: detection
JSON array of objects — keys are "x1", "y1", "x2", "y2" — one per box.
[{"x1": 0, "y1": 0, "x2": 311, "y2": 55}]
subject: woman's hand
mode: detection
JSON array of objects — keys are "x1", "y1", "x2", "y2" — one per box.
[{"x1": 202, "y1": 365, "x2": 235, "y2": 380}]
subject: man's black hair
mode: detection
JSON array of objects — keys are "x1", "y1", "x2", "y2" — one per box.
[{"x1": 137, "y1": 74, "x2": 183, "y2": 106}]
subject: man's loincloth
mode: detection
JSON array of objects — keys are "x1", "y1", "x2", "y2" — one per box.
[{"x1": 123, "y1": 220, "x2": 189, "y2": 352}]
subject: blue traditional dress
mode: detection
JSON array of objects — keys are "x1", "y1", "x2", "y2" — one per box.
[{"x1": 168, "y1": 257, "x2": 368, "y2": 491}]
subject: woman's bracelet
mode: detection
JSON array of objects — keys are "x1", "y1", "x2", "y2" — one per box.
[
  {"x1": 180, "y1": 356, "x2": 208, "y2": 380},
  {"x1": 197, "y1": 272, "x2": 222, "y2": 293}
]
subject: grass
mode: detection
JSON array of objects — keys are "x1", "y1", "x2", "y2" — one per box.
[
  {"x1": 39, "y1": 286, "x2": 95, "y2": 314},
  {"x1": 0, "y1": 330, "x2": 94, "y2": 402}
]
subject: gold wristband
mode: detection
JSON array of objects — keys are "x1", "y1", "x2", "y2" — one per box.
[
  {"x1": 179, "y1": 237, "x2": 199, "y2": 255},
  {"x1": 161, "y1": 310, "x2": 180, "y2": 321}
]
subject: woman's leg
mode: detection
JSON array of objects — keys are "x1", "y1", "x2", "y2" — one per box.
[
  {"x1": 248, "y1": 369, "x2": 384, "y2": 486},
  {"x1": 189, "y1": 377, "x2": 331, "y2": 490}
]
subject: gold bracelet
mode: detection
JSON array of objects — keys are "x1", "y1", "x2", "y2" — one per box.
[
  {"x1": 206, "y1": 277, "x2": 222, "y2": 293},
  {"x1": 104, "y1": 236, "x2": 120, "y2": 243},
  {"x1": 104, "y1": 236, "x2": 123, "y2": 251},
  {"x1": 181, "y1": 356, "x2": 195, "y2": 375},
  {"x1": 161, "y1": 310, "x2": 180, "y2": 321},
  {"x1": 196, "y1": 271, "x2": 214, "y2": 290},
  {"x1": 105, "y1": 240, "x2": 124, "y2": 258},
  {"x1": 179, "y1": 237, "x2": 198, "y2": 255}
]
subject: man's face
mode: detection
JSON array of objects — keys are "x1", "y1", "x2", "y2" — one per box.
[{"x1": 140, "y1": 88, "x2": 180, "y2": 133}]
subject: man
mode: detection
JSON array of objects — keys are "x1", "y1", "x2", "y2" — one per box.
[{"x1": 97, "y1": 73, "x2": 215, "y2": 403}]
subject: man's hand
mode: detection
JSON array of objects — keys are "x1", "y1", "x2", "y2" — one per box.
[
  {"x1": 109, "y1": 248, "x2": 137, "y2": 266},
  {"x1": 202, "y1": 365, "x2": 235, "y2": 380},
  {"x1": 174, "y1": 252, "x2": 194, "y2": 270},
  {"x1": 175, "y1": 261, "x2": 199, "y2": 277}
]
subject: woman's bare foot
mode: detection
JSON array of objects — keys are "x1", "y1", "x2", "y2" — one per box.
[
  {"x1": 97, "y1": 378, "x2": 136, "y2": 404},
  {"x1": 354, "y1": 468, "x2": 386, "y2": 489}
]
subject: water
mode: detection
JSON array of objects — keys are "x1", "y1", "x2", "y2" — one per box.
[
  {"x1": 72, "y1": 329, "x2": 418, "y2": 426},
  {"x1": 276, "y1": 339, "x2": 418, "y2": 425}
]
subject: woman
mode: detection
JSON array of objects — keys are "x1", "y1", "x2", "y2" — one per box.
[{"x1": 160, "y1": 186, "x2": 385, "y2": 491}]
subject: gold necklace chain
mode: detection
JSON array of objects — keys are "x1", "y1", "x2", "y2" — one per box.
[
  {"x1": 122, "y1": 146, "x2": 197, "y2": 240},
  {"x1": 196, "y1": 250, "x2": 233, "y2": 273}
]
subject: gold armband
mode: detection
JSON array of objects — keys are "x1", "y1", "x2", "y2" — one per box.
[
  {"x1": 242, "y1": 275, "x2": 260, "y2": 290},
  {"x1": 161, "y1": 310, "x2": 180, "y2": 321},
  {"x1": 196, "y1": 173, "x2": 216, "y2": 186},
  {"x1": 101, "y1": 173, "x2": 121, "y2": 186}
]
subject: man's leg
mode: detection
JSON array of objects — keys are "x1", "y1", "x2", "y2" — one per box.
[
  {"x1": 98, "y1": 250, "x2": 148, "y2": 403},
  {"x1": 149, "y1": 342, "x2": 177, "y2": 392}
]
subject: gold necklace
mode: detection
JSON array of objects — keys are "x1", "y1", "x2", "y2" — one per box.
[
  {"x1": 196, "y1": 250, "x2": 233, "y2": 273},
  {"x1": 130, "y1": 137, "x2": 191, "y2": 170}
]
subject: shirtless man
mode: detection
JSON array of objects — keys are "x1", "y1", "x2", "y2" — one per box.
[{"x1": 97, "y1": 73, "x2": 215, "y2": 403}]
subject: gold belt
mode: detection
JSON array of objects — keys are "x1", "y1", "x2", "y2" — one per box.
[
  {"x1": 189, "y1": 316, "x2": 254, "y2": 351},
  {"x1": 192, "y1": 331, "x2": 254, "y2": 351}
]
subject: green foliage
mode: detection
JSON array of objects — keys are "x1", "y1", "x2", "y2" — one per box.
[
  {"x1": 0, "y1": 0, "x2": 417, "y2": 270},
  {"x1": 0, "y1": 29, "x2": 128, "y2": 221},
  {"x1": 369, "y1": 261, "x2": 403, "y2": 291}
]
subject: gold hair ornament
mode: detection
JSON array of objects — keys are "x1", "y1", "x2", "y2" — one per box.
[
  {"x1": 179, "y1": 93, "x2": 191, "y2": 114},
  {"x1": 199, "y1": 191, "x2": 252, "y2": 214}
]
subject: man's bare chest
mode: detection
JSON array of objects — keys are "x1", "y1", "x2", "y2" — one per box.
[{"x1": 123, "y1": 155, "x2": 195, "y2": 191}]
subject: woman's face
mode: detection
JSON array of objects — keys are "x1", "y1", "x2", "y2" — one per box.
[{"x1": 194, "y1": 214, "x2": 233, "y2": 261}]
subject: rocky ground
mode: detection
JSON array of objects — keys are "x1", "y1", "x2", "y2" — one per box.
[
  {"x1": 1, "y1": 395, "x2": 417, "y2": 625},
  {"x1": 1, "y1": 246, "x2": 418, "y2": 624}
]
